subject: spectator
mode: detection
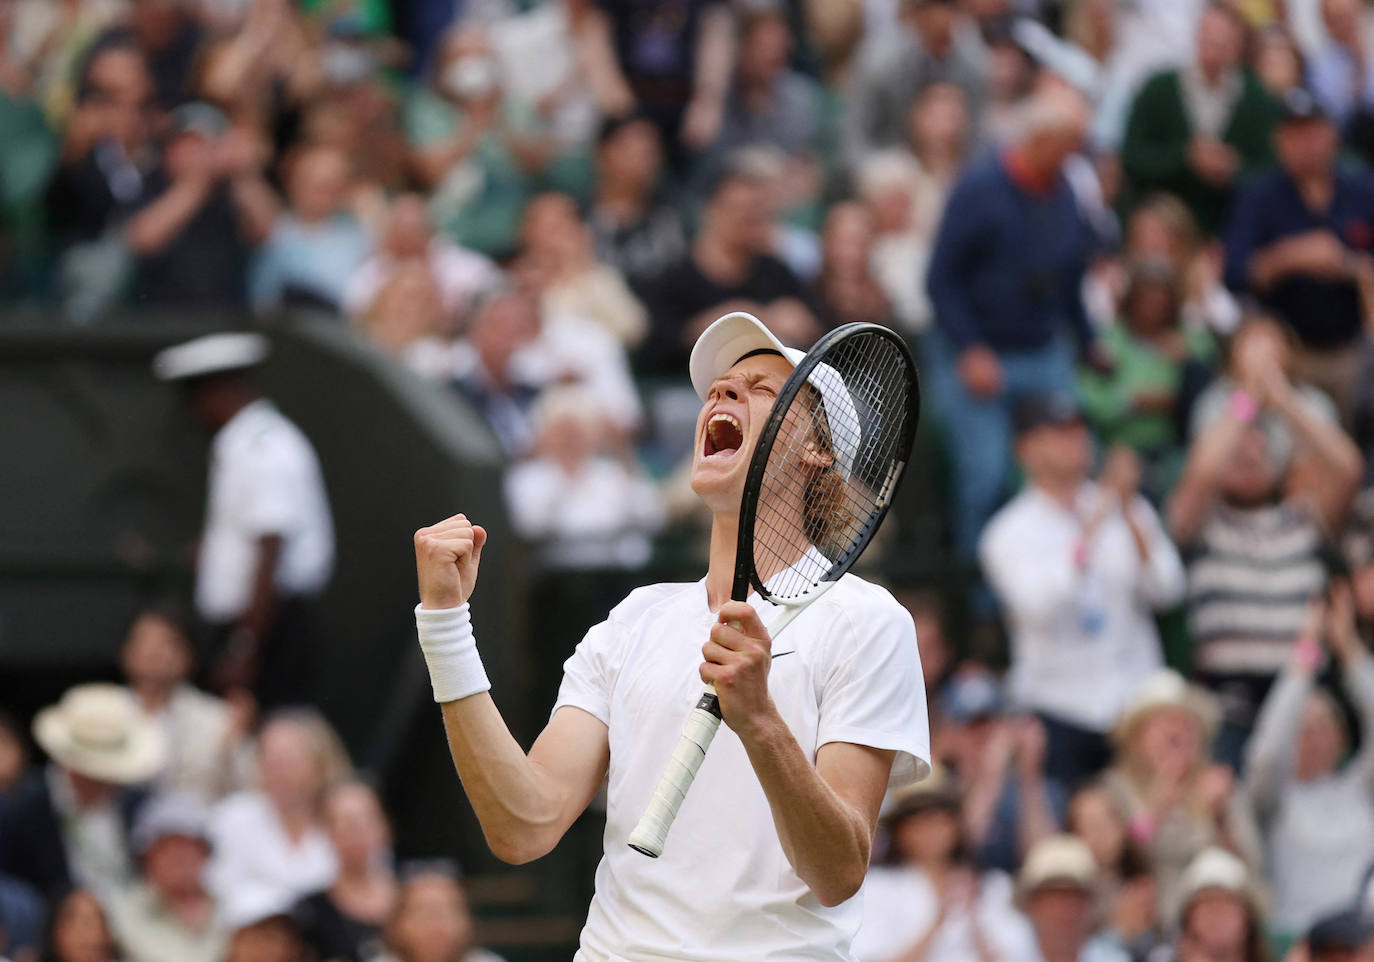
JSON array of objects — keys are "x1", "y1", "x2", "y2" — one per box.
[
  {"x1": 249, "y1": 143, "x2": 372, "y2": 315},
  {"x1": 813, "y1": 200, "x2": 891, "y2": 330},
  {"x1": 638, "y1": 161, "x2": 815, "y2": 376},
  {"x1": 1077, "y1": 257, "x2": 1217, "y2": 500},
  {"x1": 1253, "y1": 26, "x2": 1304, "y2": 100},
  {"x1": 859, "y1": 151, "x2": 933, "y2": 336},
  {"x1": 844, "y1": 0, "x2": 986, "y2": 167},
  {"x1": 119, "y1": 606, "x2": 253, "y2": 802},
  {"x1": 905, "y1": 80, "x2": 973, "y2": 229},
  {"x1": 1156, "y1": 848, "x2": 1269, "y2": 962},
  {"x1": 710, "y1": 6, "x2": 821, "y2": 162},
  {"x1": 295, "y1": 780, "x2": 397, "y2": 962},
  {"x1": 1065, "y1": 788, "x2": 1162, "y2": 962},
  {"x1": 505, "y1": 385, "x2": 665, "y2": 570},
  {"x1": 517, "y1": 191, "x2": 649, "y2": 348},
  {"x1": 405, "y1": 24, "x2": 554, "y2": 258},
  {"x1": 1101, "y1": 673, "x2": 1261, "y2": 921},
  {"x1": 1307, "y1": 0, "x2": 1374, "y2": 133},
  {"x1": 124, "y1": 102, "x2": 279, "y2": 311},
  {"x1": 221, "y1": 889, "x2": 308, "y2": 962},
  {"x1": 1011, "y1": 834, "x2": 1128, "y2": 962},
  {"x1": 926, "y1": 86, "x2": 1101, "y2": 559},
  {"x1": 852, "y1": 766, "x2": 1032, "y2": 962},
  {"x1": 344, "y1": 192, "x2": 502, "y2": 335},
  {"x1": 585, "y1": 112, "x2": 687, "y2": 291},
  {"x1": 980, "y1": 397, "x2": 1186, "y2": 790},
  {"x1": 1244, "y1": 586, "x2": 1374, "y2": 939},
  {"x1": 100, "y1": 0, "x2": 203, "y2": 111},
  {"x1": 1169, "y1": 320, "x2": 1362, "y2": 762},
  {"x1": 106, "y1": 793, "x2": 226, "y2": 962},
  {"x1": 1303, "y1": 912, "x2": 1374, "y2": 962},
  {"x1": 935, "y1": 670, "x2": 1058, "y2": 875},
  {"x1": 1224, "y1": 88, "x2": 1374, "y2": 419},
  {"x1": 43, "y1": 889, "x2": 119, "y2": 962},
  {"x1": 359, "y1": 262, "x2": 450, "y2": 357},
  {"x1": 378, "y1": 866, "x2": 506, "y2": 962},
  {"x1": 208, "y1": 708, "x2": 350, "y2": 906},
  {"x1": 0, "y1": 684, "x2": 163, "y2": 900},
  {"x1": 152, "y1": 333, "x2": 336, "y2": 708},
  {"x1": 1121, "y1": 2, "x2": 1276, "y2": 234},
  {"x1": 0, "y1": 712, "x2": 27, "y2": 802}
]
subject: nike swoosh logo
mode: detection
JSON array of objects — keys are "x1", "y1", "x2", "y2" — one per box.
[{"x1": 771, "y1": 651, "x2": 795, "y2": 660}]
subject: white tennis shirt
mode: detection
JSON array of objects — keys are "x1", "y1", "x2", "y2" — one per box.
[{"x1": 553, "y1": 573, "x2": 930, "y2": 962}]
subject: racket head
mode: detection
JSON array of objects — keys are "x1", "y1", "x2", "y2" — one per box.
[{"x1": 733, "y1": 323, "x2": 920, "y2": 605}]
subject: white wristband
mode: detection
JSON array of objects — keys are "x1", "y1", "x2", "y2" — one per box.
[{"x1": 415, "y1": 603, "x2": 490, "y2": 703}]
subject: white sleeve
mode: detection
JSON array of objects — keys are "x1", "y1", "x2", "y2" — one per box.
[
  {"x1": 979, "y1": 514, "x2": 1080, "y2": 630},
  {"x1": 1130, "y1": 497, "x2": 1187, "y2": 608},
  {"x1": 815, "y1": 597, "x2": 930, "y2": 787},
  {"x1": 235, "y1": 439, "x2": 300, "y2": 537},
  {"x1": 552, "y1": 618, "x2": 617, "y2": 727}
]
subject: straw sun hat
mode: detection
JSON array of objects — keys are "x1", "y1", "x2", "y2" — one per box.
[
  {"x1": 1112, "y1": 670, "x2": 1221, "y2": 747},
  {"x1": 32, "y1": 684, "x2": 166, "y2": 785}
]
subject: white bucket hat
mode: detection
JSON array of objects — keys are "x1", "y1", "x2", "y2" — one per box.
[
  {"x1": 1113, "y1": 669, "x2": 1220, "y2": 747},
  {"x1": 689, "y1": 311, "x2": 861, "y2": 477},
  {"x1": 1016, "y1": 834, "x2": 1099, "y2": 905},
  {"x1": 1176, "y1": 848, "x2": 1263, "y2": 923},
  {"x1": 32, "y1": 684, "x2": 166, "y2": 785}
]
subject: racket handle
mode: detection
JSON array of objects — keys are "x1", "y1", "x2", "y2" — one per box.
[{"x1": 627, "y1": 685, "x2": 723, "y2": 857}]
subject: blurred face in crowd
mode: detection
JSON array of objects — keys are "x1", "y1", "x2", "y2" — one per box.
[
  {"x1": 1067, "y1": 787, "x2": 1126, "y2": 871},
  {"x1": 227, "y1": 918, "x2": 304, "y2": 962},
  {"x1": 1276, "y1": 118, "x2": 1339, "y2": 181},
  {"x1": 540, "y1": 408, "x2": 599, "y2": 470},
  {"x1": 144, "y1": 833, "x2": 210, "y2": 899},
  {"x1": 909, "y1": 0, "x2": 956, "y2": 55},
  {"x1": 131, "y1": 0, "x2": 185, "y2": 50},
  {"x1": 1217, "y1": 427, "x2": 1279, "y2": 507},
  {"x1": 1195, "y1": 6, "x2": 1245, "y2": 82},
  {"x1": 1027, "y1": 886, "x2": 1094, "y2": 957},
  {"x1": 288, "y1": 146, "x2": 350, "y2": 223},
  {"x1": 121, "y1": 611, "x2": 192, "y2": 691},
  {"x1": 599, "y1": 118, "x2": 663, "y2": 195},
  {"x1": 51, "y1": 890, "x2": 114, "y2": 962},
  {"x1": 387, "y1": 874, "x2": 475, "y2": 962},
  {"x1": 1123, "y1": 275, "x2": 1181, "y2": 339},
  {"x1": 326, "y1": 782, "x2": 392, "y2": 873},
  {"x1": 1134, "y1": 707, "x2": 1205, "y2": 781},
  {"x1": 522, "y1": 193, "x2": 591, "y2": 266},
  {"x1": 164, "y1": 127, "x2": 215, "y2": 180},
  {"x1": 470, "y1": 294, "x2": 541, "y2": 382},
  {"x1": 1016, "y1": 419, "x2": 1092, "y2": 490},
  {"x1": 384, "y1": 195, "x2": 434, "y2": 259},
  {"x1": 1295, "y1": 691, "x2": 1346, "y2": 780},
  {"x1": 1254, "y1": 29, "x2": 1303, "y2": 97},
  {"x1": 1180, "y1": 893, "x2": 1250, "y2": 962},
  {"x1": 706, "y1": 177, "x2": 773, "y2": 256},
  {"x1": 259, "y1": 718, "x2": 326, "y2": 813},
  {"x1": 84, "y1": 46, "x2": 154, "y2": 151},
  {"x1": 0, "y1": 717, "x2": 29, "y2": 792},
  {"x1": 892, "y1": 807, "x2": 961, "y2": 866},
  {"x1": 1018, "y1": 88, "x2": 1089, "y2": 178},
  {"x1": 909, "y1": 82, "x2": 969, "y2": 162},
  {"x1": 739, "y1": 14, "x2": 791, "y2": 86},
  {"x1": 437, "y1": 27, "x2": 500, "y2": 105},
  {"x1": 822, "y1": 202, "x2": 874, "y2": 277}
]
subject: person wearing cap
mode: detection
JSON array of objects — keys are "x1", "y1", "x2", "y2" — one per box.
[
  {"x1": 1306, "y1": 911, "x2": 1374, "y2": 962},
  {"x1": 1243, "y1": 585, "x2": 1374, "y2": 940},
  {"x1": 980, "y1": 394, "x2": 1185, "y2": 791},
  {"x1": 1120, "y1": 3, "x2": 1276, "y2": 236},
  {"x1": 221, "y1": 885, "x2": 309, "y2": 962},
  {"x1": 411, "y1": 310, "x2": 928, "y2": 960},
  {"x1": 0, "y1": 684, "x2": 164, "y2": 900},
  {"x1": 853, "y1": 765, "x2": 1034, "y2": 962},
  {"x1": 1014, "y1": 835, "x2": 1128, "y2": 962},
  {"x1": 152, "y1": 332, "x2": 334, "y2": 707},
  {"x1": 1223, "y1": 85, "x2": 1374, "y2": 419},
  {"x1": 1157, "y1": 848, "x2": 1268, "y2": 962},
  {"x1": 106, "y1": 792, "x2": 227, "y2": 962},
  {"x1": 1168, "y1": 318, "x2": 1361, "y2": 767}
]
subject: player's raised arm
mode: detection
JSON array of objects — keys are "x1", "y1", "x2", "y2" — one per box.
[{"x1": 413, "y1": 514, "x2": 609, "y2": 864}]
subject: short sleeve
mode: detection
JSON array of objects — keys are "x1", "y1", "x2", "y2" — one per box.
[
  {"x1": 234, "y1": 435, "x2": 303, "y2": 537},
  {"x1": 816, "y1": 595, "x2": 930, "y2": 787},
  {"x1": 552, "y1": 619, "x2": 616, "y2": 726}
]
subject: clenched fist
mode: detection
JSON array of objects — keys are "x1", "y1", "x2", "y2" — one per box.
[{"x1": 414, "y1": 514, "x2": 487, "y2": 609}]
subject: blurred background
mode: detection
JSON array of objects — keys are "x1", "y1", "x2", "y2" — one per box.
[{"x1": 1, "y1": 0, "x2": 1374, "y2": 961}]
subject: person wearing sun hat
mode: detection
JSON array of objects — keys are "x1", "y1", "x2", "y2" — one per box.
[
  {"x1": 1015, "y1": 835, "x2": 1129, "y2": 962},
  {"x1": 1152, "y1": 848, "x2": 1268, "y2": 962},
  {"x1": 0, "y1": 684, "x2": 165, "y2": 900},
  {"x1": 1100, "y1": 672, "x2": 1262, "y2": 924}
]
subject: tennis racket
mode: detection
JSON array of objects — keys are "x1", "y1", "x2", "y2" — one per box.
[{"x1": 627, "y1": 322, "x2": 920, "y2": 858}]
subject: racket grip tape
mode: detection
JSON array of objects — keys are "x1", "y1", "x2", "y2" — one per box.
[{"x1": 627, "y1": 689, "x2": 723, "y2": 857}]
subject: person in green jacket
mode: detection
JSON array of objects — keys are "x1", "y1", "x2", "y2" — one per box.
[
  {"x1": 1121, "y1": 2, "x2": 1278, "y2": 234},
  {"x1": 1079, "y1": 257, "x2": 1217, "y2": 501}
]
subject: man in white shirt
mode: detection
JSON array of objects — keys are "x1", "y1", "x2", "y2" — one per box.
[
  {"x1": 980, "y1": 395, "x2": 1184, "y2": 792},
  {"x1": 411, "y1": 311, "x2": 929, "y2": 961},
  {"x1": 153, "y1": 333, "x2": 335, "y2": 708}
]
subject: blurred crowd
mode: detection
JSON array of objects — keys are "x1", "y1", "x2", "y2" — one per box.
[{"x1": 4, "y1": 0, "x2": 1374, "y2": 960}]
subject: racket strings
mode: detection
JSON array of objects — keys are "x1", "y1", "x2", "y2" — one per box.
[{"x1": 752, "y1": 332, "x2": 913, "y2": 601}]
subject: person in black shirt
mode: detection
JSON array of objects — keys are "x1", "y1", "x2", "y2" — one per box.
[{"x1": 637, "y1": 162, "x2": 818, "y2": 375}]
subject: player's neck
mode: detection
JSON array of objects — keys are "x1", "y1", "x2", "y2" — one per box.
[{"x1": 705, "y1": 512, "x2": 740, "y2": 612}]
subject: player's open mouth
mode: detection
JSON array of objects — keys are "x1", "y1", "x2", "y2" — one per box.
[{"x1": 704, "y1": 412, "x2": 744, "y2": 460}]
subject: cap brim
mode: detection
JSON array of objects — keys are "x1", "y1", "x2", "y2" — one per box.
[{"x1": 689, "y1": 312, "x2": 802, "y2": 400}]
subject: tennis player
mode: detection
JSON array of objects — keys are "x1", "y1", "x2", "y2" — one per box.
[{"x1": 412, "y1": 311, "x2": 929, "y2": 961}]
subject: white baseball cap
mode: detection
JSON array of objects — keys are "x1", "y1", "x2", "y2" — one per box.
[
  {"x1": 689, "y1": 312, "x2": 860, "y2": 476},
  {"x1": 153, "y1": 332, "x2": 269, "y2": 382}
]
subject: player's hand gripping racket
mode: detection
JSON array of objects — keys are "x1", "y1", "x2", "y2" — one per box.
[{"x1": 627, "y1": 322, "x2": 920, "y2": 857}]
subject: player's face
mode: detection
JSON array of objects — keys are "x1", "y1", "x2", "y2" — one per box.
[{"x1": 690, "y1": 353, "x2": 792, "y2": 511}]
